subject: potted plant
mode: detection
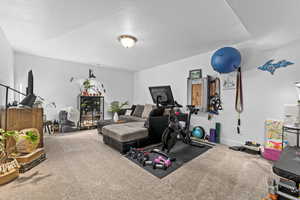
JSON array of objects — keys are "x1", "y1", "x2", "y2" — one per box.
[
  {"x1": 82, "y1": 79, "x2": 95, "y2": 96},
  {"x1": 80, "y1": 103, "x2": 88, "y2": 114},
  {"x1": 16, "y1": 128, "x2": 40, "y2": 154},
  {"x1": 108, "y1": 101, "x2": 128, "y2": 122},
  {"x1": 0, "y1": 129, "x2": 20, "y2": 185}
]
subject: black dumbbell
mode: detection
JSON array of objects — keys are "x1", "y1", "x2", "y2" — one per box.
[
  {"x1": 153, "y1": 163, "x2": 167, "y2": 170},
  {"x1": 142, "y1": 160, "x2": 153, "y2": 166}
]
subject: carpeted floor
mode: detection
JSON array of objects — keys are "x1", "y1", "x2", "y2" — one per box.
[{"x1": 0, "y1": 130, "x2": 273, "y2": 200}]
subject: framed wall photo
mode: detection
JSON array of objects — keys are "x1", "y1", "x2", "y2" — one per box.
[
  {"x1": 222, "y1": 72, "x2": 236, "y2": 90},
  {"x1": 189, "y1": 69, "x2": 202, "y2": 80}
]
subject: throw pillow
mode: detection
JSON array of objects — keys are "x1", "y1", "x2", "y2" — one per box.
[
  {"x1": 142, "y1": 104, "x2": 154, "y2": 119},
  {"x1": 132, "y1": 105, "x2": 144, "y2": 117},
  {"x1": 130, "y1": 105, "x2": 136, "y2": 115},
  {"x1": 125, "y1": 110, "x2": 132, "y2": 116}
]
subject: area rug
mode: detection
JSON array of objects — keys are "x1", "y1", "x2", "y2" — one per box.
[{"x1": 125, "y1": 141, "x2": 211, "y2": 178}]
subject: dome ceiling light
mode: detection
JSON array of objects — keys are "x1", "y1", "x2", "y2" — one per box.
[{"x1": 118, "y1": 35, "x2": 138, "y2": 48}]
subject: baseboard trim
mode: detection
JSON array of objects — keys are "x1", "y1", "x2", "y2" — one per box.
[{"x1": 221, "y1": 138, "x2": 243, "y2": 147}]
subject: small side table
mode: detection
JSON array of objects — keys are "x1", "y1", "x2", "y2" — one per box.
[{"x1": 282, "y1": 125, "x2": 300, "y2": 149}]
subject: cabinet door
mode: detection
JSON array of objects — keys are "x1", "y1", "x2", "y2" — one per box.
[
  {"x1": 192, "y1": 84, "x2": 202, "y2": 107},
  {"x1": 187, "y1": 78, "x2": 208, "y2": 112}
]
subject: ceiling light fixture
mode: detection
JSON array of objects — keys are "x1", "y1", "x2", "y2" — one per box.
[{"x1": 118, "y1": 35, "x2": 137, "y2": 48}]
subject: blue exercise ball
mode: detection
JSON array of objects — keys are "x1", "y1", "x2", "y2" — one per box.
[
  {"x1": 192, "y1": 126, "x2": 205, "y2": 139},
  {"x1": 211, "y1": 47, "x2": 241, "y2": 73}
]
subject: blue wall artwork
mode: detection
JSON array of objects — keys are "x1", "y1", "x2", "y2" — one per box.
[{"x1": 258, "y1": 59, "x2": 294, "y2": 75}]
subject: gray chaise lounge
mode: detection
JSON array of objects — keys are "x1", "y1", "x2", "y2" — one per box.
[{"x1": 102, "y1": 122, "x2": 149, "y2": 153}]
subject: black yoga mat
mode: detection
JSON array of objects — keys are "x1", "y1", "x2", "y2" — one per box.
[{"x1": 125, "y1": 141, "x2": 211, "y2": 178}]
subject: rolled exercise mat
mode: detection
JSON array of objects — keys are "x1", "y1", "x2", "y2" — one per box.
[
  {"x1": 209, "y1": 128, "x2": 217, "y2": 143},
  {"x1": 216, "y1": 122, "x2": 221, "y2": 143}
]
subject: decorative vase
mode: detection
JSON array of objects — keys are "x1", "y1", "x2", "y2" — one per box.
[{"x1": 113, "y1": 112, "x2": 119, "y2": 122}]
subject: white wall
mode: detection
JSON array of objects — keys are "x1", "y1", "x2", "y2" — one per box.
[
  {"x1": 134, "y1": 41, "x2": 300, "y2": 146},
  {"x1": 14, "y1": 52, "x2": 134, "y2": 120},
  {"x1": 0, "y1": 27, "x2": 14, "y2": 106}
]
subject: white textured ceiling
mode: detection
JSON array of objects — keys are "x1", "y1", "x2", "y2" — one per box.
[
  {"x1": 226, "y1": 0, "x2": 300, "y2": 49},
  {"x1": 0, "y1": 0, "x2": 298, "y2": 70}
]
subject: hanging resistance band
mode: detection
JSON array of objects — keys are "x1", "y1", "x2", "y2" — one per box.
[{"x1": 235, "y1": 67, "x2": 243, "y2": 134}]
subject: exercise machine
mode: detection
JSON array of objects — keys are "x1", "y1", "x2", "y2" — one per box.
[
  {"x1": 263, "y1": 149, "x2": 300, "y2": 200},
  {"x1": 149, "y1": 86, "x2": 205, "y2": 153}
]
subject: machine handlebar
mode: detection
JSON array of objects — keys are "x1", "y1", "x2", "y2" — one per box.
[
  {"x1": 186, "y1": 105, "x2": 199, "y2": 114},
  {"x1": 174, "y1": 101, "x2": 183, "y2": 108}
]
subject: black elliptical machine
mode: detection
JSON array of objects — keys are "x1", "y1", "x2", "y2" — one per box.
[{"x1": 149, "y1": 86, "x2": 205, "y2": 153}]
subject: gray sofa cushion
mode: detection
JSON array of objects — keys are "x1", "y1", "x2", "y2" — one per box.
[
  {"x1": 119, "y1": 115, "x2": 146, "y2": 122},
  {"x1": 102, "y1": 122, "x2": 148, "y2": 142}
]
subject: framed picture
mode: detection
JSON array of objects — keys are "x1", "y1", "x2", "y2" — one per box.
[
  {"x1": 222, "y1": 72, "x2": 236, "y2": 90},
  {"x1": 189, "y1": 69, "x2": 202, "y2": 80}
]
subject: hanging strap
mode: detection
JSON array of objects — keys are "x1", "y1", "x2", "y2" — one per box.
[{"x1": 235, "y1": 67, "x2": 243, "y2": 134}]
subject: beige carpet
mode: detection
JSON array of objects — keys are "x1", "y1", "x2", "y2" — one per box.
[{"x1": 0, "y1": 130, "x2": 273, "y2": 200}]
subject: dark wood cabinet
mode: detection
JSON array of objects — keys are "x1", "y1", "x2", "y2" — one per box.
[{"x1": 78, "y1": 96, "x2": 104, "y2": 129}]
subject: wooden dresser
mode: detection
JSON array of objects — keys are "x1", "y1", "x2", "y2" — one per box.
[{"x1": 0, "y1": 108, "x2": 44, "y2": 147}]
